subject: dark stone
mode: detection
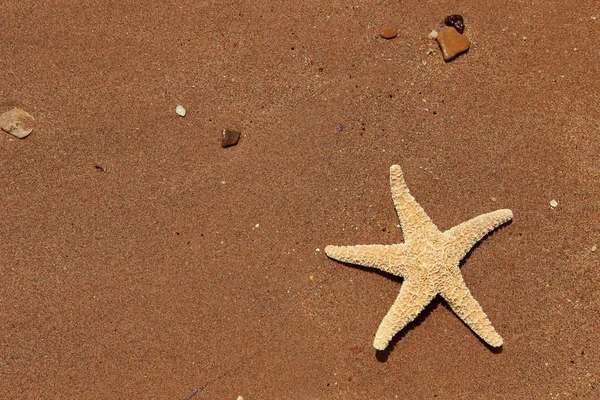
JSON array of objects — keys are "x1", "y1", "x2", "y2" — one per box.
[
  {"x1": 444, "y1": 14, "x2": 465, "y2": 34},
  {"x1": 221, "y1": 128, "x2": 241, "y2": 147}
]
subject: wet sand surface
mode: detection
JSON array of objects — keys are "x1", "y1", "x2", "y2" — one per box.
[{"x1": 1, "y1": 1, "x2": 598, "y2": 398}]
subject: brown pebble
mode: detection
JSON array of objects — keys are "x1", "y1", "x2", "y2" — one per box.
[
  {"x1": 221, "y1": 128, "x2": 240, "y2": 147},
  {"x1": 380, "y1": 25, "x2": 398, "y2": 39},
  {"x1": 444, "y1": 14, "x2": 465, "y2": 34},
  {"x1": 436, "y1": 27, "x2": 470, "y2": 61},
  {"x1": 0, "y1": 108, "x2": 34, "y2": 138}
]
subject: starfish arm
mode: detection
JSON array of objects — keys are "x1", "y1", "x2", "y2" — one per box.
[
  {"x1": 389, "y1": 165, "x2": 439, "y2": 243},
  {"x1": 444, "y1": 209, "x2": 513, "y2": 262},
  {"x1": 440, "y1": 279, "x2": 503, "y2": 347},
  {"x1": 373, "y1": 278, "x2": 435, "y2": 350},
  {"x1": 325, "y1": 244, "x2": 409, "y2": 277}
]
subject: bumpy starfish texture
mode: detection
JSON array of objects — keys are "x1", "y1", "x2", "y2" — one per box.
[{"x1": 326, "y1": 165, "x2": 512, "y2": 350}]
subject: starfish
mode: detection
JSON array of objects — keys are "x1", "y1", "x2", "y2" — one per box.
[{"x1": 325, "y1": 165, "x2": 512, "y2": 350}]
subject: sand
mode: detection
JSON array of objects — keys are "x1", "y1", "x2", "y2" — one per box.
[{"x1": 1, "y1": 1, "x2": 598, "y2": 398}]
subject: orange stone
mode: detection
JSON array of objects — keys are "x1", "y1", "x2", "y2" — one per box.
[
  {"x1": 436, "y1": 27, "x2": 470, "y2": 61},
  {"x1": 380, "y1": 25, "x2": 398, "y2": 39}
]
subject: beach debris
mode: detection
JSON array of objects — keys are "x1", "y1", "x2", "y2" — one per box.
[
  {"x1": 550, "y1": 199, "x2": 558, "y2": 208},
  {"x1": 325, "y1": 164, "x2": 512, "y2": 350},
  {"x1": 436, "y1": 27, "x2": 470, "y2": 61},
  {"x1": 175, "y1": 105, "x2": 186, "y2": 117},
  {"x1": 221, "y1": 128, "x2": 241, "y2": 147},
  {"x1": 0, "y1": 108, "x2": 35, "y2": 138},
  {"x1": 445, "y1": 14, "x2": 465, "y2": 34},
  {"x1": 380, "y1": 25, "x2": 398, "y2": 39},
  {"x1": 335, "y1": 123, "x2": 344, "y2": 133}
]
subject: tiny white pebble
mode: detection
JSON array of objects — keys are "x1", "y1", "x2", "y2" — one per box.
[
  {"x1": 175, "y1": 105, "x2": 186, "y2": 117},
  {"x1": 315, "y1": 248, "x2": 320, "y2": 252},
  {"x1": 428, "y1": 30, "x2": 438, "y2": 39},
  {"x1": 255, "y1": 223, "x2": 260, "y2": 228},
  {"x1": 591, "y1": 245, "x2": 597, "y2": 252},
  {"x1": 550, "y1": 199, "x2": 558, "y2": 208}
]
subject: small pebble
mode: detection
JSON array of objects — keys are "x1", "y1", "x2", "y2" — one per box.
[
  {"x1": 0, "y1": 108, "x2": 34, "y2": 138},
  {"x1": 444, "y1": 14, "x2": 465, "y2": 34},
  {"x1": 335, "y1": 123, "x2": 344, "y2": 133},
  {"x1": 221, "y1": 128, "x2": 241, "y2": 147},
  {"x1": 591, "y1": 245, "x2": 597, "y2": 252},
  {"x1": 428, "y1": 30, "x2": 438, "y2": 39},
  {"x1": 175, "y1": 105, "x2": 186, "y2": 117},
  {"x1": 550, "y1": 199, "x2": 558, "y2": 208},
  {"x1": 380, "y1": 25, "x2": 398, "y2": 39},
  {"x1": 436, "y1": 27, "x2": 470, "y2": 61}
]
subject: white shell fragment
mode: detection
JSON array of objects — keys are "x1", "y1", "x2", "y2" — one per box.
[
  {"x1": 0, "y1": 108, "x2": 35, "y2": 138},
  {"x1": 550, "y1": 199, "x2": 558, "y2": 208},
  {"x1": 175, "y1": 105, "x2": 186, "y2": 117}
]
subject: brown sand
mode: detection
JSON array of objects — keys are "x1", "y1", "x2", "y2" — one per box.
[{"x1": 1, "y1": 1, "x2": 598, "y2": 398}]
